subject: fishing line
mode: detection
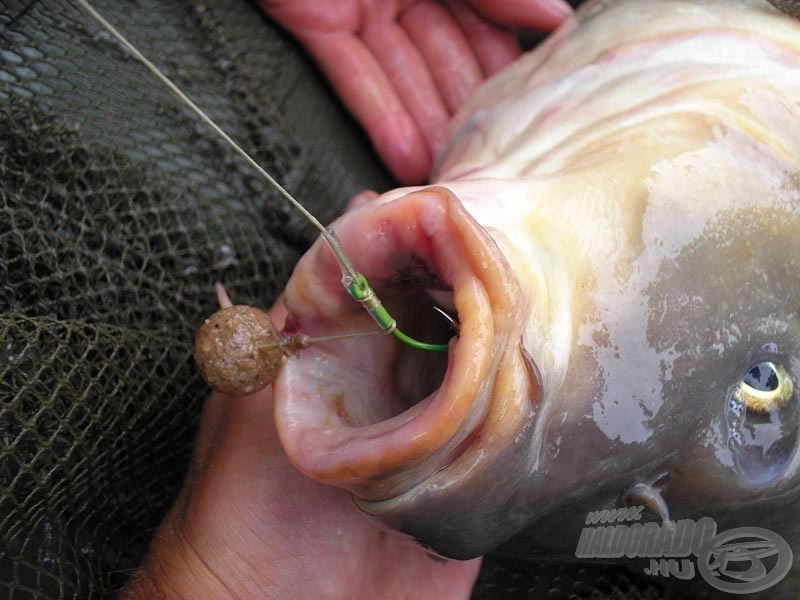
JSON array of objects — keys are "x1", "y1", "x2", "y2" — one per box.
[{"x1": 73, "y1": 0, "x2": 450, "y2": 353}]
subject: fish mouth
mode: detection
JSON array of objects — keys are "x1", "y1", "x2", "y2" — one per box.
[{"x1": 274, "y1": 186, "x2": 536, "y2": 503}]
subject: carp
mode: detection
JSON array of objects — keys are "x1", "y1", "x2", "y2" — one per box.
[{"x1": 274, "y1": 0, "x2": 800, "y2": 592}]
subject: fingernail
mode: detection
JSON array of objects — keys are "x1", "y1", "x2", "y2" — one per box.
[{"x1": 546, "y1": 0, "x2": 574, "y2": 18}]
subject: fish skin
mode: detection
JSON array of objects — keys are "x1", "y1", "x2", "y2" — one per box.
[{"x1": 274, "y1": 0, "x2": 800, "y2": 591}]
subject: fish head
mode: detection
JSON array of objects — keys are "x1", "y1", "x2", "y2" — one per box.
[{"x1": 272, "y1": 160, "x2": 800, "y2": 560}]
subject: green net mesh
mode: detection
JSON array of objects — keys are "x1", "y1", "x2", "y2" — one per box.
[{"x1": 0, "y1": 0, "x2": 689, "y2": 597}]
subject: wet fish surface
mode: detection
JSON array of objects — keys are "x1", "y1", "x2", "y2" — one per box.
[{"x1": 274, "y1": 1, "x2": 800, "y2": 596}]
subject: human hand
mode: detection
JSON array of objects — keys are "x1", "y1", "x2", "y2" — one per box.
[
  {"x1": 121, "y1": 298, "x2": 481, "y2": 599},
  {"x1": 259, "y1": 0, "x2": 572, "y2": 184}
]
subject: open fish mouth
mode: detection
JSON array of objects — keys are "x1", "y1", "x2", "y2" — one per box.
[{"x1": 274, "y1": 187, "x2": 537, "y2": 503}]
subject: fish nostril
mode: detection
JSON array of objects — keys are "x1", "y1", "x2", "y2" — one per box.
[{"x1": 621, "y1": 471, "x2": 671, "y2": 524}]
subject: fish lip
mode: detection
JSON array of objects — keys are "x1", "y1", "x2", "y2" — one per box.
[{"x1": 274, "y1": 186, "x2": 534, "y2": 501}]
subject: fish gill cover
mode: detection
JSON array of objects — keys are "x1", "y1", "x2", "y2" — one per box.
[{"x1": 0, "y1": 0, "x2": 686, "y2": 598}]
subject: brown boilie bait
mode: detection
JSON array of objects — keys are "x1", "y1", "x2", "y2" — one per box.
[{"x1": 193, "y1": 304, "x2": 286, "y2": 396}]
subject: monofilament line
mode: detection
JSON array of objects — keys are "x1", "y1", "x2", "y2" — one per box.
[{"x1": 72, "y1": 0, "x2": 361, "y2": 284}]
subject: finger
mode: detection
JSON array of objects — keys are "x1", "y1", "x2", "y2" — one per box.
[
  {"x1": 399, "y1": 1, "x2": 484, "y2": 113},
  {"x1": 188, "y1": 391, "x2": 228, "y2": 479},
  {"x1": 347, "y1": 189, "x2": 380, "y2": 211},
  {"x1": 360, "y1": 21, "x2": 451, "y2": 166},
  {"x1": 189, "y1": 284, "x2": 236, "y2": 474},
  {"x1": 446, "y1": 0, "x2": 521, "y2": 76},
  {"x1": 189, "y1": 298, "x2": 288, "y2": 478},
  {"x1": 257, "y1": 0, "x2": 356, "y2": 35},
  {"x1": 465, "y1": 0, "x2": 573, "y2": 30},
  {"x1": 301, "y1": 33, "x2": 431, "y2": 184},
  {"x1": 214, "y1": 282, "x2": 233, "y2": 308}
]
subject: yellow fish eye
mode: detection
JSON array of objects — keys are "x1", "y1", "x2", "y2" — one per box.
[{"x1": 735, "y1": 361, "x2": 794, "y2": 413}]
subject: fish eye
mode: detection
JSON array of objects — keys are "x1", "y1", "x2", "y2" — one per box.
[{"x1": 735, "y1": 361, "x2": 794, "y2": 413}]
